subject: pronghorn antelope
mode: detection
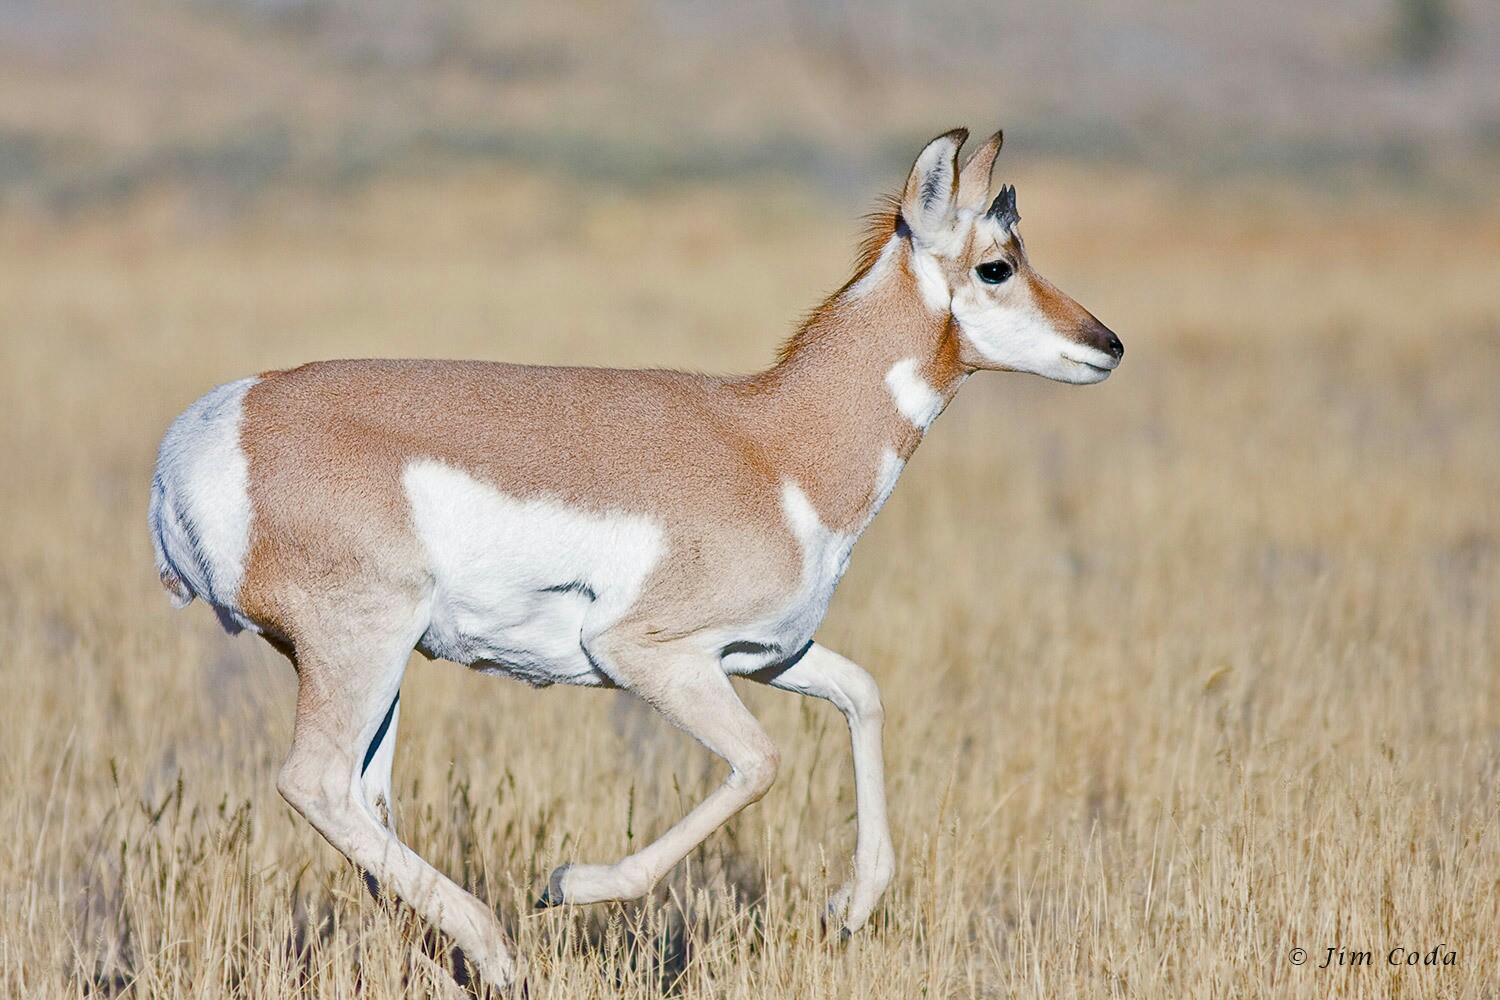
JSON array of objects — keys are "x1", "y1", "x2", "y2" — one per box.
[{"x1": 149, "y1": 128, "x2": 1122, "y2": 990}]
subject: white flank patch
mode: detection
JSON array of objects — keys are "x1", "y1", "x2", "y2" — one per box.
[
  {"x1": 909, "y1": 248, "x2": 951, "y2": 313},
  {"x1": 149, "y1": 376, "x2": 258, "y2": 631},
  {"x1": 884, "y1": 358, "x2": 944, "y2": 431},
  {"x1": 403, "y1": 460, "x2": 664, "y2": 687}
]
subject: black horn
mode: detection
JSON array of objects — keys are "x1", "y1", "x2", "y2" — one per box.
[{"x1": 987, "y1": 184, "x2": 1020, "y2": 229}]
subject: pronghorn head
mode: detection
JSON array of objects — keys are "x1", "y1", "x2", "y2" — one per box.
[{"x1": 897, "y1": 129, "x2": 1123, "y2": 383}]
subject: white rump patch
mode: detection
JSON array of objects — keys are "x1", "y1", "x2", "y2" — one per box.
[
  {"x1": 403, "y1": 460, "x2": 664, "y2": 687},
  {"x1": 149, "y1": 376, "x2": 258, "y2": 632},
  {"x1": 884, "y1": 358, "x2": 944, "y2": 431}
]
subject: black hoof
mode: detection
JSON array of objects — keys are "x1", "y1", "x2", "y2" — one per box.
[{"x1": 533, "y1": 866, "x2": 568, "y2": 909}]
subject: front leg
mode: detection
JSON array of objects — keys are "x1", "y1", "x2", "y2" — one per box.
[
  {"x1": 751, "y1": 642, "x2": 893, "y2": 936},
  {"x1": 536, "y1": 643, "x2": 780, "y2": 907}
]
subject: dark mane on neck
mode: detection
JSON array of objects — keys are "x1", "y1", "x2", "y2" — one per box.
[
  {"x1": 774, "y1": 193, "x2": 902, "y2": 366},
  {"x1": 852, "y1": 191, "x2": 903, "y2": 275}
]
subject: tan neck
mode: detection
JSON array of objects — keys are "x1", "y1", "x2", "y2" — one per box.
[{"x1": 734, "y1": 240, "x2": 966, "y2": 532}]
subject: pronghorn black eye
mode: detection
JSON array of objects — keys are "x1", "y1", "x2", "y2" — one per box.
[{"x1": 976, "y1": 260, "x2": 1014, "y2": 284}]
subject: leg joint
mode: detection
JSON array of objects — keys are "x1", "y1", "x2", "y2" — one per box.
[
  {"x1": 277, "y1": 758, "x2": 355, "y2": 830},
  {"x1": 734, "y1": 743, "x2": 781, "y2": 800},
  {"x1": 839, "y1": 669, "x2": 884, "y2": 724}
]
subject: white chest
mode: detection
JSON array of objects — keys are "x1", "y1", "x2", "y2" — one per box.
[{"x1": 719, "y1": 451, "x2": 903, "y2": 674}]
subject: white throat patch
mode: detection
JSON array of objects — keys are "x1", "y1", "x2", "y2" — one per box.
[{"x1": 884, "y1": 358, "x2": 944, "y2": 431}]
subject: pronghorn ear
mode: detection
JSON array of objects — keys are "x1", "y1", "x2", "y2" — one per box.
[
  {"x1": 900, "y1": 128, "x2": 967, "y2": 244},
  {"x1": 956, "y1": 130, "x2": 1003, "y2": 212}
]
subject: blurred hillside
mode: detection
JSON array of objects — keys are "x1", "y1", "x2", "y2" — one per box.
[{"x1": 2, "y1": 0, "x2": 1498, "y2": 214}]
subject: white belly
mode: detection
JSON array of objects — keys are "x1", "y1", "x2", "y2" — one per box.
[{"x1": 403, "y1": 460, "x2": 665, "y2": 687}]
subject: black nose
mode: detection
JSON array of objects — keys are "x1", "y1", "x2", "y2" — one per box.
[{"x1": 1083, "y1": 316, "x2": 1123, "y2": 361}]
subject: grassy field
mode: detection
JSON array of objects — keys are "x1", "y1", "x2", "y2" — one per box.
[{"x1": 2, "y1": 162, "x2": 1498, "y2": 998}]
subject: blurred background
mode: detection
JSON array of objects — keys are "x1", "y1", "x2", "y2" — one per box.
[
  {"x1": 2, "y1": 0, "x2": 1499, "y2": 215},
  {"x1": 3, "y1": 2, "x2": 1500, "y2": 998}
]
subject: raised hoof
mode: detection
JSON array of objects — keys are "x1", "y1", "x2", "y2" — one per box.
[{"x1": 533, "y1": 865, "x2": 570, "y2": 909}]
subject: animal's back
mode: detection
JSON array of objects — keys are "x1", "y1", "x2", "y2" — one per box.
[
  {"x1": 151, "y1": 359, "x2": 799, "y2": 652},
  {"x1": 239, "y1": 358, "x2": 761, "y2": 512}
]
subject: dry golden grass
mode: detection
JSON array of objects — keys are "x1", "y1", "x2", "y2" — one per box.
[{"x1": 2, "y1": 164, "x2": 1498, "y2": 998}]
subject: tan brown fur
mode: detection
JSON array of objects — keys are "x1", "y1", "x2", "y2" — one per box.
[
  {"x1": 1029, "y1": 268, "x2": 1102, "y2": 332},
  {"x1": 179, "y1": 127, "x2": 1122, "y2": 992},
  {"x1": 774, "y1": 192, "x2": 902, "y2": 366},
  {"x1": 237, "y1": 146, "x2": 1003, "y2": 648},
  {"x1": 238, "y1": 131, "x2": 1111, "y2": 653},
  {"x1": 239, "y1": 247, "x2": 956, "y2": 646}
]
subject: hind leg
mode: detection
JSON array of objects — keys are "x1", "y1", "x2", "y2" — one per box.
[
  {"x1": 277, "y1": 620, "x2": 515, "y2": 991},
  {"x1": 267, "y1": 638, "x2": 405, "y2": 894},
  {"x1": 329, "y1": 671, "x2": 475, "y2": 996},
  {"x1": 360, "y1": 692, "x2": 401, "y2": 832}
]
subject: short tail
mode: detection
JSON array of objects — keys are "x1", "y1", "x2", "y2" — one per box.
[
  {"x1": 148, "y1": 470, "x2": 196, "y2": 609},
  {"x1": 147, "y1": 376, "x2": 259, "y2": 623}
]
